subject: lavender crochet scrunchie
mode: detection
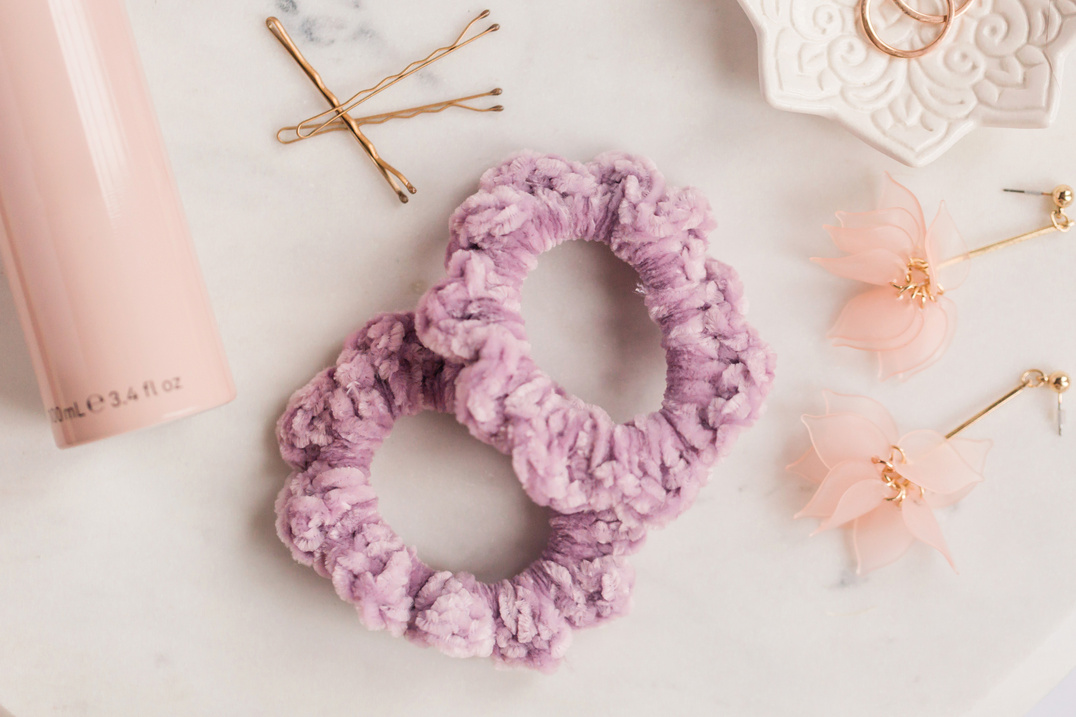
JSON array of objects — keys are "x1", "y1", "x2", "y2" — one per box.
[
  {"x1": 416, "y1": 152, "x2": 776, "y2": 529},
  {"x1": 276, "y1": 313, "x2": 644, "y2": 670}
]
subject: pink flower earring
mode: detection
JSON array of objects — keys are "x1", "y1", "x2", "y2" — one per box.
[
  {"x1": 789, "y1": 368, "x2": 1070, "y2": 573},
  {"x1": 814, "y1": 176, "x2": 1074, "y2": 380}
]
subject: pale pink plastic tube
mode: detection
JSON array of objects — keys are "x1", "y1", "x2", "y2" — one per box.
[{"x1": 0, "y1": 0, "x2": 235, "y2": 447}]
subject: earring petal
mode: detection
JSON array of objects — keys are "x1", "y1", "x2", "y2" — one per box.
[
  {"x1": 898, "y1": 429, "x2": 986, "y2": 496},
  {"x1": 925, "y1": 483, "x2": 976, "y2": 509},
  {"x1": 787, "y1": 446, "x2": 830, "y2": 484},
  {"x1": 901, "y1": 494, "x2": 957, "y2": 571},
  {"x1": 877, "y1": 296, "x2": 957, "y2": 381},
  {"x1": 816, "y1": 479, "x2": 890, "y2": 533},
  {"x1": 834, "y1": 206, "x2": 921, "y2": 250},
  {"x1": 822, "y1": 390, "x2": 901, "y2": 444},
  {"x1": 924, "y1": 438, "x2": 990, "y2": 509},
  {"x1": 796, "y1": 460, "x2": 880, "y2": 519},
  {"x1": 826, "y1": 219, "x2": 916, "y2": 257},
  {"x1": 812, "y1": 249, "x2": 908, "y2": 286},
  {"x1": 803, "y1": 412, "x2": 893, "y2": 469},
  {"x1": 829, "y1": 286, "x2": 927, "y2": 352},
  {"x1": 948, "y1": 436, "x2": 993, "y2": 475},
  {"x1": 853, "y1": 501, "x2": 916, "y2": 574},
  {"x1": 880, "y1": 173, "x2": 927, "y2": 242},
  {"x1": 925, "y1": 201, "x2": 970, "y2": 291}
]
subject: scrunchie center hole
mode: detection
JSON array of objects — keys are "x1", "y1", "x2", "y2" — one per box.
[
  {"x1": 370, "y1": 412, "x2": 551, "y2": 583},
  {"x1": 522, "y1": 241, "x2": 667, "y2": 424}
]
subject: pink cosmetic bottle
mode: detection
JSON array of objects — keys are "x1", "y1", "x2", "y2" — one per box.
[{"x1": 0, "y1": 0, "x2": 235, "y2": 447}]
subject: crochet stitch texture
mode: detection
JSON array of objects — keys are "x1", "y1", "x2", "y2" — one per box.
[
  {"x1": 276, "y1": 152, "x2": 775, "y2": 669},
  {"x1": 417, "y1": 152, "x2": 775, "y2": 529},
  {"x1": 277, "y1": 314, "x2": 643, "y2": 670}
]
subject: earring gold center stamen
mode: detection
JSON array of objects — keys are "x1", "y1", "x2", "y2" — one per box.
[
  {"x1": 892, "y1": 257, "x2": 943, "y2": 306},
  {"x1": 872, "y1": 445, "x2": 923, "y2": 506}
]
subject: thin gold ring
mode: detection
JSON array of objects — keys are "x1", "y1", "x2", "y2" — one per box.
[
  {"x1": 891, "y1": 0, "x2": 973, "y2": 25},
  {"x1": 860, "y1": 0, "x2": 956, "y2": 59},
  {"x1": 1052, "y1": 209, "x2": 1074, "y2": 232}
]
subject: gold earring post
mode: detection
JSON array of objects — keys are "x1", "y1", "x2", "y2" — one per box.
[
  {"x1": 1051, "y1": 373, "x2": 1071, "y2": 436},
  {"x1": 935, "y1": 185, "x2": 1074, "y2": 270},
  {"x1": 946, "y1": 369, "x2": 1071, "y2": 439}
]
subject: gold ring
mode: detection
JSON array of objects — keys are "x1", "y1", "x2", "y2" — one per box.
[
  {"x1": 890, "y1": 0, "x2": 973, "y2": 25},
  {"x1": 859, "y1": 0, "x2": 956, "y2": 59}
]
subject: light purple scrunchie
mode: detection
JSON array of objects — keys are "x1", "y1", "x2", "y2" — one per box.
[
  {"x1": 416, "y1": 151, "x2": 776, "y2": 529},
  {"x1": 276, "y1": 313, "x2": 644, "y2": 671}
]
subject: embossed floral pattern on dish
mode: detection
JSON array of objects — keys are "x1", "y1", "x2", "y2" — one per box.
[{"x1": 736, "y1": 0, "x2": 1076, "y2": 165}]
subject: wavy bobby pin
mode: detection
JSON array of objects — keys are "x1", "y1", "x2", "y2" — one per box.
[{"x1": 268, "y1": 10, "x2": 503, "y2": 203}]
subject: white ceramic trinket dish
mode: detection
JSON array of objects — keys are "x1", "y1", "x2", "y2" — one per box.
[{"x1": 735, "y1": 0, "x2": 1076, "y2": 165}]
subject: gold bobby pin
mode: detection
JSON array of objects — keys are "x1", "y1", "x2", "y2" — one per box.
[
  {"x1": 267, "y1": 11, "x2": 503, "y2": 203},
  {"x1": 290, "y1": 11, "x2": 501, "y2": 143},
  {"x1": 267, "y1": 17, "x2": 412, "y2": 202},
  {"x1": 276, "y1": 90, "x2": 504, "y2": 144}
]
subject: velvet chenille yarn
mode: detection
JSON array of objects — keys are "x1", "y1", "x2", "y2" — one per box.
[
  {"x1": 276, "y1": 313, "x2": 643, "y2": 670},
  {"x1": 416, "y1": 152, "x2": 775, "y2": 529},
  {"x1": 276, "y1": 152, "x2": 775, "y2": 670}
]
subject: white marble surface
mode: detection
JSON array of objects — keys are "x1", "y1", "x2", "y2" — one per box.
[{"x1": 1, "y1": 1, "x2": 1075, "y2": 715}]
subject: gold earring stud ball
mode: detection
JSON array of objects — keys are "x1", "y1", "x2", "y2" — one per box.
[
  {"x1": 1054, "y1": 186, "x2": 1074, "y2": 209},
  {"x1": 1050, "y1": 373, "x2": 1071, "y2": 394}
]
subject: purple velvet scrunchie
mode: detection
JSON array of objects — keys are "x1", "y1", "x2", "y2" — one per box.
[
  {"x1": 415, "y1": 151, "x2": 776, "y2": 530},
  {"x1": 276, "y1": 313, "x2": 644, "y2": 671}
]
